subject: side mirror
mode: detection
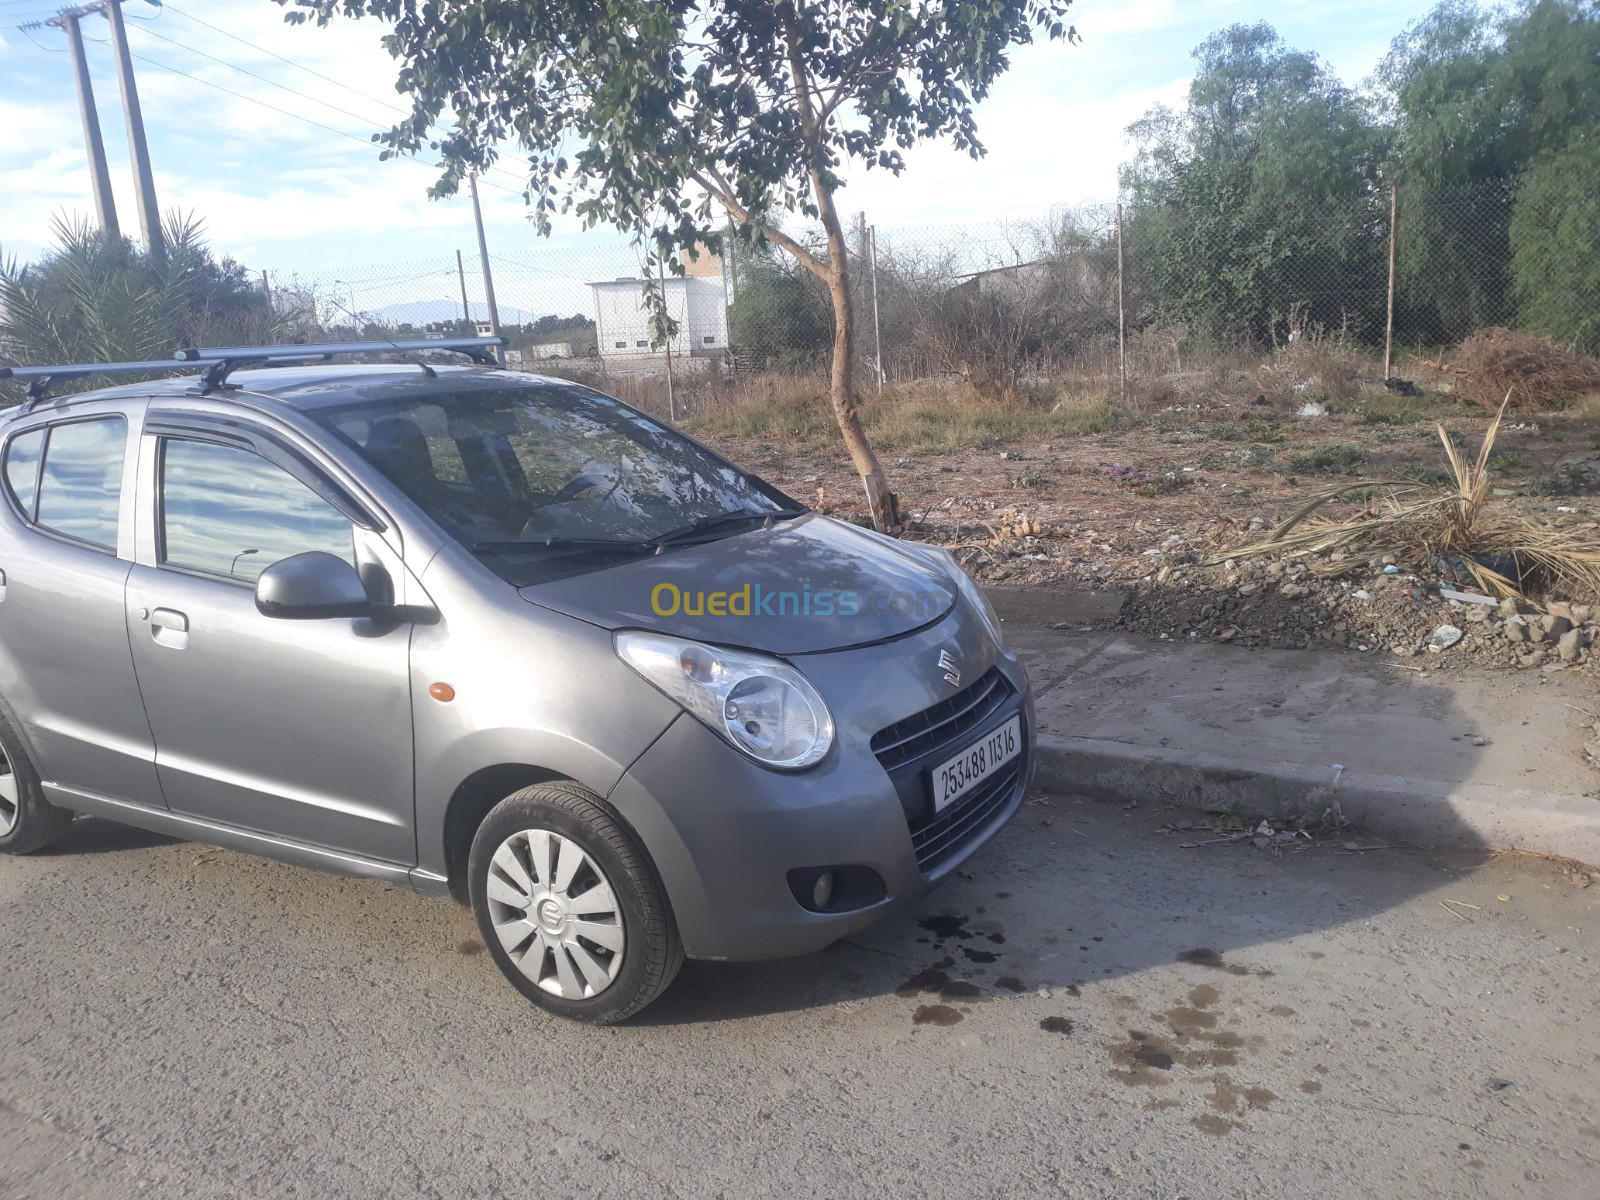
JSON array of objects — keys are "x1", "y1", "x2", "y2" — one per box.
[{"x1": 255, "y1": 552, "x2": 373, "y2": 620}]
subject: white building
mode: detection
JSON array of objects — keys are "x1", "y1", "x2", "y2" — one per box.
[{"x1": 589, "y1": 257, "x2": 728, "y2": 370}]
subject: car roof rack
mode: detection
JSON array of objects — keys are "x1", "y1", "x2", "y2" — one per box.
[
  {"x1": 174, "y1": 335, "x2": 505, "y2": 392},
  {"x1": 1, "y1": 336, "x2": 506, "y2": 411}
]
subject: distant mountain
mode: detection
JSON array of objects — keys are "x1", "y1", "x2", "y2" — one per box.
[{"x1": 368, "y1": 299, "x2": 539, "y2": 326}]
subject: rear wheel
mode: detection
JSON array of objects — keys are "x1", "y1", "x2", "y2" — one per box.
[
  {"x1": 0, "y1": 710, "x2": 74, "y2": 855},
  {"x1": 468, "y1": 781, "x2": 682, "y2": 1024}
]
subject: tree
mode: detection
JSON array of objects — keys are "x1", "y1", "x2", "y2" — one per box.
[
  {"x1": 728, "y1": 247, "x2": 831, "y2": 370},
  {"x1": 1120, "y1": 23, "x2": 1389, "y2": 344},
  {"x1": 1, "y1": 213, "x2": 279, "y2": 396},
  {"x1": 1510, "y1": 131, "x2": 1600, "y2": 354},
  {"x1": 1377, "y1": 0, "x2": 1600, "y2": 340},
  {"x1": 282, "y1": 0, "x2": 1080, "y2": 531}
]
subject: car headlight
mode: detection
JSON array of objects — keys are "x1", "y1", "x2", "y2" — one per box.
[{"x1": 615, "y1": 631, "x2": 834, "y2": 770}]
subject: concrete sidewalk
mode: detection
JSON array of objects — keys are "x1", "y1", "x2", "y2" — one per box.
[{"x1": 989, "y1": 589, "x2": 1600, "y2": 864}]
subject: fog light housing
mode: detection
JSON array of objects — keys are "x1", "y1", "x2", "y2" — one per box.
[
  {"x1": 812, "y1": 870, "x2": 835, "y2": 910},
  {"x1": 787, "y1": 865, "x2": 888, "y2": 914}
]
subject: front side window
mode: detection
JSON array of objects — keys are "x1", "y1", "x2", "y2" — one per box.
[
  {"x1": 35, "y1": 418, "x2": 127, "y2": 550},
  {"x1": 160, "y1": 439, "x2": 354, "y2": 583},
  {"x1": 318, "y1": 382, "x2": 797, "y2": 586}
]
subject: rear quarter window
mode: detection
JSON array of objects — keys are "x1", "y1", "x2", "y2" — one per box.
[{"x1": 3, "y1": 427, "x2": 46, "y2": 520}]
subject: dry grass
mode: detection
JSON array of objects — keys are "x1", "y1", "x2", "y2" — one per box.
[
  {"x1": 683, "y1": 378, "x2": 1120, "y2": 455},
  {"x1": 1451, "y1": 329, "x2": 1600, "y2": 410},
  {"x1": 1221, "y1": 395, "x2": 1600, "y2": 602}
]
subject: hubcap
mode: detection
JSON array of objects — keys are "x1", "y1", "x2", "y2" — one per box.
[
  {"x1": 0, "y1": 747, "x2": 18, "y2": 837},
  {"x1": 485, "y1": 829, "x2": 625, "y2": 1000}
]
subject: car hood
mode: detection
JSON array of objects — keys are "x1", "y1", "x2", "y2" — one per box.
[{"x1": 519, "y1": 513, "x2": 956, "y2": 654}]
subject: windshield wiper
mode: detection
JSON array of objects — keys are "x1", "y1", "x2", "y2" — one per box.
[
  {"x1": 648, "y1": 506, "x2": 806, "y2": 547},
  {"x1": 472, "y1": 536, "x2": 656, "y2": 555},
  {"x1": 472, "y1": 506, "x2": 805, "y2": 558}
]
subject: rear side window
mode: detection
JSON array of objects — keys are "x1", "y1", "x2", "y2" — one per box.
[
  {"x1": 25, "y1": 418, "x2": 128, "y2": 550},
  {"x1": 3, "y1": 428, "x2": 46, "y2": 519},
  {"x1": 160, "y1": 439, "x2": 355, "y2": 582}
]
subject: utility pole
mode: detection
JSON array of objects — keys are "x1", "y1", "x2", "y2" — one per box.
[
  {"x1": 60, "y1": 12, "x2": 120, "y2": 238},
  {"x1": 103, "y1": 0, "x2": 164, "y2": 260},
  {"x1": 468, "y1": 174, "x2": 505, "y2": 366}
]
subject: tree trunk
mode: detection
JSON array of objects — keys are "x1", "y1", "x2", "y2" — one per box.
[{"x1": 812, "y1": 179, "x2": 900, "y2": 533}]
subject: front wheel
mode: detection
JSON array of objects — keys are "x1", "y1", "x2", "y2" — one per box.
[{"x1": 468, "y1": 782, "x2": 682, "y2": 1024}]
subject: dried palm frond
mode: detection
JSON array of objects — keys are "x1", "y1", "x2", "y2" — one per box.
[{"x1": 1219, "y1": 393, "x2": 1600, "y2": 602}]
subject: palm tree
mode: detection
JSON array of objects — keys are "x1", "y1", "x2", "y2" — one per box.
[{"x1": 1, "y1": 213, "x2": 282, "y2": 401}]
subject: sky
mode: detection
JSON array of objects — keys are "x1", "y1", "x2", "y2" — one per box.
[{"x1": 0, "y1": 0, "x2": 1440, "y2": 320}]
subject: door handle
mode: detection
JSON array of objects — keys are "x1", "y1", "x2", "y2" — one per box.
[{"x1": 150, "y1": 607, "x2": 189, "y2": 649}]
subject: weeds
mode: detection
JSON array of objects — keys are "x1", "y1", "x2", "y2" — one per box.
[
  {"x1": 1287, "y1": 444, "x2": 1366, "y2": 475},
  {"x1": 1223, "y1": 395, "x2": 1600, "y2": 601}
]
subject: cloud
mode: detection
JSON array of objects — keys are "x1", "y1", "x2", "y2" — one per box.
[{"x1": 2, "y1": 0, "x2": 1438, "y2": 283}]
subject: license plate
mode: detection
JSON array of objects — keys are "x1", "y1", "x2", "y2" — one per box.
[{"x1": 932, "y1": 715, "x2": 1022, "y2": 812}]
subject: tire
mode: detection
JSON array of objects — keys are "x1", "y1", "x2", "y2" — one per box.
[
  {"x1": 468, "y1": 781, "x2": 683, "y2": 1024},
  {"x1": 0, "y1": 708, "x2": 74, "y2": 855}
]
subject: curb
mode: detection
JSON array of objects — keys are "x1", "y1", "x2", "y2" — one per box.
[{"x1": 1033, "y1": 734, "x2": 1600, "y2": 868}]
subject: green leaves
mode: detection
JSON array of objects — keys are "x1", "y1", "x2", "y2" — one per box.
[
  {"x1": 277, "y1": 1, "x2": 1077, "y2": 276},
  {"x1": 1122, "y1": 22, "x2": 1389, "y2": 343},
  {"x1": 0, "y1": 214, "x2": 282, "y2": 394}
]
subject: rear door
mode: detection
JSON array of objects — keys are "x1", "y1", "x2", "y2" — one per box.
[
  {"x1": 123, "y1": 415, "x2": 417, "y2": 863},
  {"x1": 0, "y1": 406, "x2": 165, "y2": 808}
]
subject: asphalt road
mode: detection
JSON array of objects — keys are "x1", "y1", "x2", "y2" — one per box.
[{"x1": 2, "y1": 795, "x2": 1596, "y2": 1200}]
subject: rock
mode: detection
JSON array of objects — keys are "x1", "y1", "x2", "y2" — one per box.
[
  {"x1": 1528, "y1": 622, "x2": 1548, "y2": 644},
  {"x1": 1558, "y1": 629, "x2": 1583, "y2": 663},
  {"x1": 1572, "y1": 605, "x2": 1594, "y2": 624},
  {"x1": 1465, "y1": 605, "x2": 1493, "y2": 623},
  {"x1": 1498, "y1": 597, "x2": 1520, "y2": 616},
  {"x1": 1542, "y1": 614, "x2": 1573, "y2": 639},
  {"x1": 1518, "y1": 649, "x2": 1546, "y2": 668},
  {"x1": 1503, "y1": 617, "x2": 1530, "y2": 643},
  {"x1": 1238, "y1": 582, "x2": 1260, "y2": 597}
]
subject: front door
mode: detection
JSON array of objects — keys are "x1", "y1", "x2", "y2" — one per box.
[{"x1": 124, "y1": 428, "x2": 416, "y2": 863}]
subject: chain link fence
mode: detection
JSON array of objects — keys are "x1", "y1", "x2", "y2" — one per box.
[{"x1": 260, "y1": 175, "x2": 1586, "y2": 412}]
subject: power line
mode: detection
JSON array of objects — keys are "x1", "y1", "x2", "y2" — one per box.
[
  {"x1": 82, "y1": 30, "x2": 530, "y2": 201},
  {"x1": 157, "y1": 2, "x2": 539, "y2": 180},
  {"x1": 163, "y1": 2, "x2": 409, "y2": 117}
]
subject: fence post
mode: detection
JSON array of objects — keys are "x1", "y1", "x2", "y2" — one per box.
[
  {"x1": 1115, "y1": 201, "x2": 1127, "y2": 404},
  {"x1": 456, "y1": 250, "x2": 471, "y2": 330},
  {"x1": 1384, "y1": 185, "x2": 1398, "y2": 382},
  {"x1": 869, "y1": 224, "x2": 884, "y2": 393},
  {"x1": 260, "y1": 270, "x2": 272, "y2": 310},
  {"x1": 660, "y1": 258, "x2": 676, "y2": 422}
]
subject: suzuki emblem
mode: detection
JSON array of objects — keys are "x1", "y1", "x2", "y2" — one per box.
[{"x1": 937, "y1": 649, "x2": 961, "y2": 687}]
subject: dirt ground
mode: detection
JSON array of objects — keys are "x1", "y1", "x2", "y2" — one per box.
[{"x1": 692, "y1": 387, "x2": 1600, "y2": 676}]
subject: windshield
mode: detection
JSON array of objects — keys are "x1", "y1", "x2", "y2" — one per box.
[{"x1": 317, "y1": 381, "x2": 799, "y2": 584}]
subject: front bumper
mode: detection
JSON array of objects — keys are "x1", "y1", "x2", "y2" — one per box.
[{"x1": 605, "y1": 618, "x2": 1034, "y2": 961}]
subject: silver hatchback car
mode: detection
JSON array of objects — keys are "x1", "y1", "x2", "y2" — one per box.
[{"x1": 0, "y1": 339, "x2": 1033, "y2": 1022}]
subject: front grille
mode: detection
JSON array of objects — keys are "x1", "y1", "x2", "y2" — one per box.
[
  {"x1": 909, "y1": 760, "x2": 1024, "y2": 873},
  {"x1": 870, "y1": 668, "x2": 1013, "y2": 772},
  {"x1": 870, "y1": 666, "x2": 1026, "y2": 876}
]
